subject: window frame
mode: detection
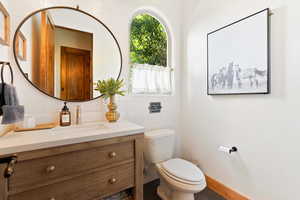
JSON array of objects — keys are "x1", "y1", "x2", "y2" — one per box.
[{"x1": 128, "y1": 9, "x2": 174, "y2": 96}]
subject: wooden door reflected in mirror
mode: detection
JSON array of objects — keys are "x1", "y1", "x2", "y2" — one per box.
[
  {"x1": 61, "y1": 47, "x2": 92, "y2": 101},
  {"x1": 33, "y1": 11, "x2": 54, "y2": 95}
]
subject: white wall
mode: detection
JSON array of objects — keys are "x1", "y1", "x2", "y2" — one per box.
[
  {"x1": 4, "y1": 0, "x2": 182, "y2": 156},
  {"x1": 181, "y1": 0, "x2": 300, "y2": 199}
]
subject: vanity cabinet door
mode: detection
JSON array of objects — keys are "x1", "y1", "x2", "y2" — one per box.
[
  {"x1": 9, "y1": 141, "x2": 134, "y2": 193},
  {"x1": 9, "y1": 162, "x2": 134, "y2": 200},
  {"x1": 0, "y1": 163, "x2": 8, "y2": 200}
]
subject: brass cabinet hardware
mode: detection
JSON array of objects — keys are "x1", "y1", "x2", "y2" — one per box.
[
  {"x1": 46, "y1": 165, "x2": 56, "y2": 173},
  {"x1": 108, "y1": 178, "x2": 117, "y2": 184},
  {"x1": 50, "y1": 198, "x2": 56, "y2": 200},
  {"x1": 4, "y1": 156, "x2": 17, "y2": 178},
  {"x1": 109, "y1": 152, "x2": 117, "y2": 158}
]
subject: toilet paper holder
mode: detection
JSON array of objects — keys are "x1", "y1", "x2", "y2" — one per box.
[
  {"x1": 229, "y1": 146, "x2": 238, "y2": 154},
  {"x1": 218, "y1": 146, "x2": 238, "y2": 154}
]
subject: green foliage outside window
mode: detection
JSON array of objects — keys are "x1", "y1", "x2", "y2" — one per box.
[{"x1": 130, "y1": 14, "x2": 168, "y2": 67}]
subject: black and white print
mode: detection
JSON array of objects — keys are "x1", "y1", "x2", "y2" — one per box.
[{"x1": 207, "y1": 9, "x2": 269, "y2": 95}]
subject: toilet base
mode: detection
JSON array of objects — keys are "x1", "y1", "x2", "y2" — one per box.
[
  {"x1": 172, "y1": 191, "x2": 195, "y2": 200},
  {"x1": 157, "y1": 179, "x2": 196, "y2": 200},
  {"x1": 157, "y1": 186, "x2": 169, "y2": 200},
  {"x1": 157, "y1": 179, "x2": 172, "y2": 200}
]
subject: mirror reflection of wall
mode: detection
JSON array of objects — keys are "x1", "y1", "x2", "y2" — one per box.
[
  {"x1": 0, "y1": 11, "x2": 5, "y2": 42},
  {"x1": 15, "y1": 8, "x2": 122, "y2": 101},
  {"x1": 16, "y1": 31, "x2": 27, "y2": 61}
]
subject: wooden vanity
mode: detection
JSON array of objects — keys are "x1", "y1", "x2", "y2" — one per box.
[{"x1": 0, "y1": 121, "x2": 144, "y2": 200}]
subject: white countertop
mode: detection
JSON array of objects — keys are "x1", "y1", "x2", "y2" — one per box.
[{"x1": 0, "y1": 121, "x2": 144, "y2": 156}]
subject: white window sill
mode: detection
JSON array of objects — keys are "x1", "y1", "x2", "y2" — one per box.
[{"x1": 128, "y1": 92, "x2": 174, "y2": 97}]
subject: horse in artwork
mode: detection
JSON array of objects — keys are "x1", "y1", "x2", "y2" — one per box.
[
  {"x1": 210, "y1": 62, "x2": 267, "y2": 90},
  {"x1": 241, "y1": 68, "x2": 267, "y2": 88}
]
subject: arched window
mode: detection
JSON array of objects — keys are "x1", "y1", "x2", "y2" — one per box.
[{"x1": 129, "y1": 12, "x2": 172, "y2": 95}]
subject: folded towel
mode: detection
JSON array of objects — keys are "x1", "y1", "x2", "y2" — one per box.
[
  {"x1": 0, "y1": 83, "x2": 24, "y2": 124},
  {"x1": 4, "y1": 84, "x2": 19, "y2": 105},
  {"x1": 1, "y1": 105, "x2": 24, "y2": 124}
]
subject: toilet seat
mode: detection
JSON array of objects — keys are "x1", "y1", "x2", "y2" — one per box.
[
  {"x1": 156, "y1": 161, "x2": 207, "y2": 195},
  {"x1": 159, "y1": 158, "x2": 205, "y2": 185},
  {"x1": 160, "y1": 167, "x2": 202, "y2": 186}
]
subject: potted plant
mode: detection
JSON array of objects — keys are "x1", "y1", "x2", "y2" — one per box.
[{"x1": 95, "y1": 78, "x2": 125, "y2": 122}]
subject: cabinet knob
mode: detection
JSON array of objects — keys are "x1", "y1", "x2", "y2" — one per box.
[
  {"x1": 50, "y1": 198, "x2": 56, "y2": 200},
  {"x1": 46, "y1": 165, "x2": 56, "y2": 173},
  {"x1": 109, "y1": 178, "x2": 117, "y2": 184},
  {"x1": 4, "y1": 156, "x2": 17, "y2": 178},
  {"x1": 109, "y1": 152, "x2": 117, "y2": 158}
]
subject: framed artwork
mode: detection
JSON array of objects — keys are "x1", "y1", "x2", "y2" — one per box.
[
  {"x1": 207, "y1": 8, "x2": 270, "y2": 95},
  {"x1": 16, "y1": 31, "x2": 27, "y2": 61},
  {"x1": 0, "y1": 2, "x2": 10, "y2": 46}
]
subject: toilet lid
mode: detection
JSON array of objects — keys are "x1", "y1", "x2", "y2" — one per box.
[{"x1": 161, "y1": 158, "x2": 204, "y2": 183}]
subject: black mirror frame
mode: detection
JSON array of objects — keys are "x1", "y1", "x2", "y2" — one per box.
[{"x1": 13, "y1": 6, "x2": 123, "y2": 102}]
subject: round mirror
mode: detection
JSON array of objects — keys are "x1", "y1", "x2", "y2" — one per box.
[{"x1": 13, "y1": 7, "x2": 122, "y2": 102}]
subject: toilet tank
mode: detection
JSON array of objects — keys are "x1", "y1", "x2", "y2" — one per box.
[{"x1": 144, "y1": 129, "x2": 175, "y2": 164}]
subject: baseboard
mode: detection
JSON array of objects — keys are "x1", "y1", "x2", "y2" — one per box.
[{"x1": 205, "y1": 175, "x2": 249, "y2": 200}]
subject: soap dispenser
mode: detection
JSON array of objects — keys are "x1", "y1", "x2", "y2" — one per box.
[{"x1": 60, "y1": 102, "x2": 71, "y2": 126}]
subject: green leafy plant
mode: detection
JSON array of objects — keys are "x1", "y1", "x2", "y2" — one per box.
[{"x1": 95, "y1": 78, "x2": 125, "y2": 99}]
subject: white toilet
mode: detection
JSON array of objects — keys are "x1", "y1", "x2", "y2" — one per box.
[{"x1": 144, "y1": 129, "x2": 206, "y2": 200}]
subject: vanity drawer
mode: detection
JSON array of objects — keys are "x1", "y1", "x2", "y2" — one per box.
[
  {"x1": 9, "y1": 141, "x2": 134, "y2": 193},
  {"x1": 9, "y1": 162, "x2": 134, "y2": 200}
]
